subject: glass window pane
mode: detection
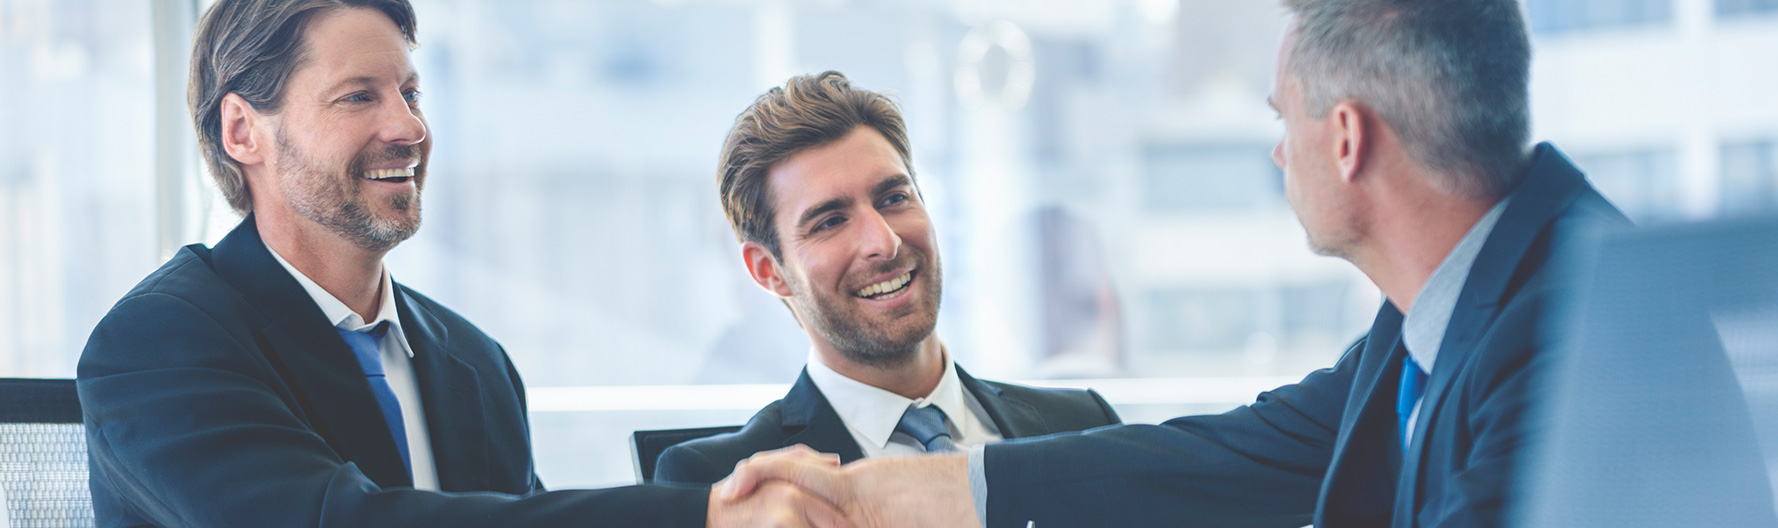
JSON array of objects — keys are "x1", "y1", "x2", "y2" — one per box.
[{"x1": 0, "y1": 0, "x2": 157, "y2": 378}]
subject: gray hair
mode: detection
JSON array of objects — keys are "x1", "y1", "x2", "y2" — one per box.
[
  {"x1": 189, "y1": 0, "x2": 418, "y2": 215},
  {"x1": 1283, "y1": 0, "x2": 1533, "y2": 199}
]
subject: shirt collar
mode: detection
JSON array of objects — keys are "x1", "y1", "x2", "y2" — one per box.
[
  {"x1": 1401, "y1": 197, "x2": 1512, "y2": 370},
  {"x1": 804, "y1": 346, "x2": 972, "y2": 451},
  {"x1": 265, "y1": 244, "x2": 411, "y2": 358}
]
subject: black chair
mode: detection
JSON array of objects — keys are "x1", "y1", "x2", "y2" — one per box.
[
  {"x1": 0, "y1": 378, "x2": 94, "y2": 527},
  {"x1": 630, "y1": 425, "x2": 743, "y2": 484}
]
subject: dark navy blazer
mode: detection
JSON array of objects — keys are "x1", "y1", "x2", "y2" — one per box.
[
  {"x1": 981, "y1": 144, "x2": 1629, "y2": 528},
  {"x1": 78, "y1": 217, "x2": 708, "y2": 527},
  {"x1": 655, "y1": 365, "x2": 1122, "y2": 485}
]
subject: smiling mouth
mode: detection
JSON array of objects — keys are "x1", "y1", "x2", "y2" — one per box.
[
  {"x1": 854, "y1": 270, "x2": 915, "y2": 300},
  {"x1": 363, "y1": 167, "x2": 414, "y2": 183}
]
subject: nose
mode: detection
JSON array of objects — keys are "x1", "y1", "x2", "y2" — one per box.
[
  {"x1": 378, "y1": 93, "x2": 427, "y2": 147},
  {"x1": 858, "y1": 209, "x2": 902, "y2": 262}
]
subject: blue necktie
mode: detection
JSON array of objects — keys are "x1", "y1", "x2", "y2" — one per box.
[
  {"x1": 895, "y1": 405, "x2": 960, "y2": 453},
  {"x1": 338, "y1": 322, "x2": 411, "y2": 477},
  {"x1": 1397, "y1": 353, "x2": 1428, "y2": 451}
]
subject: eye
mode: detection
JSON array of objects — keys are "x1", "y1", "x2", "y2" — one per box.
[
  {"x1": 342, "y1": 92, "x2": 372, "y2": 104},
  {"x1": 403, "y1": 90, "x2": 422, "y2": 103},
  {"x1": 880, "y1": 192, "x2": 909, "y2": 208},
  {"x1": 812, "y1": 215, "x2": 846, "y2": 233}
]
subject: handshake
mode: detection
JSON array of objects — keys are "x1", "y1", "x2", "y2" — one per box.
[{"x1": 706, "y1": 446, "x2": 983, "y2": 528}]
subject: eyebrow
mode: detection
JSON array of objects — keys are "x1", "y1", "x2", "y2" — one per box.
[
  {"x1": 1266, "y1": 95, "x2": 1278, "y2": 112},
  {"x1": 874, "y1": 174, "x2": 913, "y2": 196},
  {"x1": 795, "y1": 196, "x2": 853, "y2": 232},
  {"x1": 322, "y1": 72, "x2": 421, "y2": 95}
]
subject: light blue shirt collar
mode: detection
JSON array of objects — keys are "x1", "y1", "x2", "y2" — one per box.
[{"x1": 1400, "y1": 197, "x2": 1512, "y2": 371}]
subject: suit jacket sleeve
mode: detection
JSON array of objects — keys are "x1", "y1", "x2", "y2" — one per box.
[
  {"x1": 79, "y1": 293, "x2": 709, "y2": 528},
  {"x1": 982, "y1": 341, "x2": 1361, "y2": 528}
]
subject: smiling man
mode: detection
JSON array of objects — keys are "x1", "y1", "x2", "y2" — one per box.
[
  {"x1": 76, "y1": 1, "x2": 844, "y2": 526},
  {"x1": 651, "y1": 72, "x2": 1121, "y2": 485}
]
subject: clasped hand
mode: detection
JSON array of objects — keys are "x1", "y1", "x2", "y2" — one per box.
[{"x1": 706, "y1": 445, "x2": 981, "y2": 528}]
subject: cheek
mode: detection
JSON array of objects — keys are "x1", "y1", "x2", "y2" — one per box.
[
  {"x1": 791, "y1": 245, "x2": 847, "y2": 291},
  {"x1": 891, "y1": 214, "x2": 936, "y2": 254}
]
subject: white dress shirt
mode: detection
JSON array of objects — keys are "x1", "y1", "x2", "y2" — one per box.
[
  {"x1": 1398, "y1": 197, "x2": 1510, "y2": 446},
  {"x1": 804, "y1": 348, "x2": 1003, "y2": 457},
  {"x1": 266, "y1": 246, "x2": 440, "y2": 490}
]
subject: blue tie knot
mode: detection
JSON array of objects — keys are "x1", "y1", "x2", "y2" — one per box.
[
  {"x1": 339, "y1": 321, "x2": 392, "y2": 376},
  {"x1": 895, "y1": 405, "x2": 959, "y2": 453}
]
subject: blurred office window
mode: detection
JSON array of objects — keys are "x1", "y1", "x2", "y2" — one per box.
[
  {"x1": 7, "y1": 0, "x2": 1774, "y2": 490},
  {"x1": 1721, "y1": 140, "x2": 1778, "y2": 215},
  {"x1": 1527, "y1": 0, "x2": 1674, "y2": 34},
  {"x1": 1140, "y1": 144, "x2": 1282, "y2": 212},
  {"x1": 0, "y1": 0, "x2": 158, "y2": 378},
  {"x1": 1717, "y1": 0, "x2": 1778, "y2": 17},
  {"x1": 1572, "y1": 148, "x2": 1683, "y2": 223}
]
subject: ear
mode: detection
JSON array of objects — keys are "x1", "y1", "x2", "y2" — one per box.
[
  {"x1": 741, "y1": 241, "x2": 795, "y2": 299},
  {"x1": 1330, "y1": 101, "x2": 1368, "y2": 184},
  {"x1": 219, "y1": 93, "x2": 269, "y2": 168}
]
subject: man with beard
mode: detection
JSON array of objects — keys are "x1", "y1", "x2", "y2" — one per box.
[
  {"x1": 651, "y1": 72, "x2": 1122, "y2": 486},
  {"x1": 77, "y1": 1, "x2": 846, "y2": 526}
]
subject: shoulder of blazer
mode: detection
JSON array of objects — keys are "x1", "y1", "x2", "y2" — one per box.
[
  {"x1": 656, "y1": 399, "x2": 793, "y2": 484},
  {"x1": 967, "y1": 373, "x2": 1123, "y2": 436}
]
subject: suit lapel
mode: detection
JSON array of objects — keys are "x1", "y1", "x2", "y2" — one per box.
[
  {"x1": 1319, "y1": 307, "x2": 1407, "y2": 523},
  {"x1": 209, "y1": 216, "x2": 412, "y2": 488},
  {"x1": 778, "y1": 370, "x2": 867, "y2": 463},
  {"x1": 1395, "y1": 144, "x2": 1598, "y2": 522},
  {"x1": 956, "y1": 366, "x2": 1042, "y2": 438},
  {"x1": 395, "y1": 287, "x2": 488, "y2": 492}
]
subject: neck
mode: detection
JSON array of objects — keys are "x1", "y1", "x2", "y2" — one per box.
[
  {"x1": 814, "y1": 336, "x2": 947, "y2": 400},
  {"x1": 254, "y1": 207, "x2": 389, "y2": 322},
  {"x1": 1346, "y1": 174, "x2": 1496, "y2": 315}
]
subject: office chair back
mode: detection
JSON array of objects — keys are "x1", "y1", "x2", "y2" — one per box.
[
  {"x1": 630, "y1": 425, "x2": 743, "y2": 483},
  {"x1": 0, "y1": 378, "x2": 93, "y2": 528}
]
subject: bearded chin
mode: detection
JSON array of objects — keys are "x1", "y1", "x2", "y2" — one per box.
[
  {"x1": 793, "y1": 268, "x2": 942, "y2": 369},
  {"x1": 280, "y1": 153, "x2": 424, "y2": 253},
  {"x1": 340, "y1": 192, "x2": 422, "y2": 253}
]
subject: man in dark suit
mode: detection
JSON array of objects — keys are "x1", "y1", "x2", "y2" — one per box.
[
  {"x1": 77, "y1": 1, "x2": 843, "y2": 526},
  {"x1": 656, "y1": 72, "x2": 1121, "y2": 486},
  {"x1": 720, "y1": 1, "x2": 1631, "y2": 527}
]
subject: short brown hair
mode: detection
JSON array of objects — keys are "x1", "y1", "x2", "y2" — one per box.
[
  {"x1": 717, "y1": 71, "x2": 914, "y2": 259},
  {"x1": 189, "y1": 0, "x2": 418, "y2": 215}
]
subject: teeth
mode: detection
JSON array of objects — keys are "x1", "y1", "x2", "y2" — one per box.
[
  {"x1": 363, "y1": 167, "x2": 415, "y2": 180},
  {"x1": 855, "y1": 272, "x2": 912, "y2": 298}
]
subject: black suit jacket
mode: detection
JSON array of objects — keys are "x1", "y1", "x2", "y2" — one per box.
[
  {"x1": 654, "y1": 365, "x2": 1121, "y2": 484},
  {"x1": 78, "y1": 217, "x2": 707, "y2": 528},
  {"x1": 980, "y1": 143, "x2": 1630, "y2": 528}
]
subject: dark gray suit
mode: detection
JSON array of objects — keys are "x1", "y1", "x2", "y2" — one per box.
[{"x1": 654, "y1": 365, "x2": 1121, "y2": 484}]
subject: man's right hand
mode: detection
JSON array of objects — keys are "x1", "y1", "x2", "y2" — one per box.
[{"x1": 708, "y1": 446, "x2": 853, "y2": 528}]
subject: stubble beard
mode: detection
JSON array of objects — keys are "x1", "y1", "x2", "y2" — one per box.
[
  {"x1": 276, "y1": 129, "x2": 424, "y2": 253},
  {"x1": 790, "y1": 253, "x2": 943, "y2": 369}
]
